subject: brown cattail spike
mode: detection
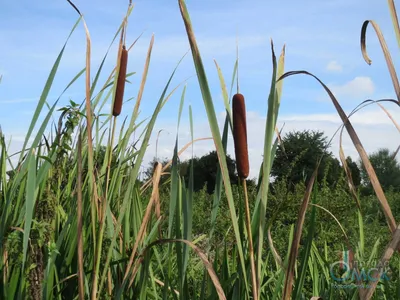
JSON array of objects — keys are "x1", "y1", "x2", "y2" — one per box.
[
  {"x1": 232, "y1": 93, "x2": 249, "y2": 179},
  {"x1": 113, "y1": 45, "x2": 128, "y2": 117}
]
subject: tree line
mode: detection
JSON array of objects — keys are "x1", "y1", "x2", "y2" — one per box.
[{"x1": 144, "y1": 129, "x2": 400, "y2": 195}]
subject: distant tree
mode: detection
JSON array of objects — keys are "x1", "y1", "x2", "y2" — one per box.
[
  {"x1": 360, "y1": 148, "x2": 400, "y2": 194},
  {"x1": 143, "y1": 157, "x2": 172, "y2": 185},
  {"x1": 176, "y1": 151, "x2": 239, "y2": 194},
  {"x1": 271, "y1": 130, "x2": 342, "y2": 188},
  {"x1": 345, "y1": 156, "x2": 361, "y2": 187},
  {"x1": 322, "y1": 155, "x2": 342, "y2": 186},
  {"x1": 144, "y1": 151, "x2": 241, "y2": 194},
  {"x1": 188, "y1": 151, "x2": 238, "y2": 194}
]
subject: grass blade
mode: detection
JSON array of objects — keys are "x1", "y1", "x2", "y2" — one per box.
[
  {"x1": 209, "y1": 59, "x2": 236, "y2": 244},
  {"x1": 256, "y1": 42, "x2": 285, "y2": 292},
  {"x1": 20, "y1": 150, "x2": 37, "y2": 296},
  {"x1": 182, "y1": 104, "x2": 194, "y2": 288}
]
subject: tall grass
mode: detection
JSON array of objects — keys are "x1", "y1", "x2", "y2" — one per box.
[{"x1": 0, "y1": 0, "x2": 400, "y2": 299}]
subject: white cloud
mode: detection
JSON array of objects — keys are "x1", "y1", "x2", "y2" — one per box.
[
  {"x1": 316, "y1": 76, "x2": 376, "y2": 102},
  {"x1": 326, "y1": 60, "x2": 343, "y2": 72},
  {"x1": 281, "y1": 107, "x2": 400, "y2": 126},
  {"x1": 0, "y1": 97, "x2": 39, "y2": 104},
  {"x1": 331, "y1": 76, "x2": 375, "y2": 98}
]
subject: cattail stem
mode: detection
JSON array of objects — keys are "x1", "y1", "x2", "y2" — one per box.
[
  {"x1": 107, "y1": 269, "x2": 112, "y2": 296},
  {"x1": 243, "y1": 178, "x2": 258, "y2": 300},
  {"x1": 236, "y1": 33, "x2": 240, "y2": 94},
  {"x1": 95, "y1": 116, "x2": 117, "y2": 295},
  {"x1": 77, "y1": 130, "x2": 85, "y2": 300},
  {"x1": 232, "y1": 92, "x2": 257, "y2": 298}
]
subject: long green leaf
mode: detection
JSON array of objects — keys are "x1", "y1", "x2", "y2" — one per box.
[
  {"x1": 20, "y1": 150, "x2": 37, "y2": 296},
  {"x1": 19, "y1": 17, "x2": 82, "y2": 163},
  {"x1": 182, "y1": 104, "x2": 194, "y2": 288},
  {"x1": 178, "y1": 0, "x2": 248, "y2": 291}
]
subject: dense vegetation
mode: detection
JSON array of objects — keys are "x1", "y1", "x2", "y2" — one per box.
[
  {"x1": 1, "y1": 0, "x2": 400, "y2": 299},
  {"x1": 143, "y1": 136, "x2": 400, "y2": 270}
]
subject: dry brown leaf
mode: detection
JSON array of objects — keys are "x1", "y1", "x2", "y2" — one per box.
[
  {"x1": 132, "y1": 35, "x2": 154, "y2": 120},
  {"x1": 338, "y1": 132, "x2": 361, "y2": 210},
  {"x1": 376, "y1": 102, "x2": 400, "y2": 132},
  {"x1": 154, "y1": 278, "x2": 180, "y2": 296},
  {"x1": 153, "y1": 162, "x2": 162, "y2": 238},
  {"x1": 392, "y1": 144, "x2": 400, "y2": 159},
  {"x1": 77, "y1": 131, "x2": 85, "y2": 300},
  {"x1": 362, "y1": 223, "x2": 400, "y2": 299},
  {"x1": 275, "y1": 124, "x2": 287, "y2": 158},
  {"x1": 132, "y1": 239, "x2": 226, "y2": 300},
  {"x1": 361, "y1": 20, "x2": 400, "y2": 102},
  {"x1": 267, "y1": 225, "x2": 283, "y2": 269},
  {"x1": 338, "y1": 98, "x2": 399, "y2": 211},
  {"x1": 123, "y1": 162, "x2": 162, "y2": 284},
  {"x1": 387, "y1": 0, "x2": 400, "y2": 50},
  {"x1": 282, "y1": 161, "x2": 319, "y2": 300},
  {"x1": 278, "y1": 71, "x2": 397, "y2": 234}
]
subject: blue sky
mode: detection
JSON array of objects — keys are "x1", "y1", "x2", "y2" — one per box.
[{"x1": 1, "y1": 0, "x2": 399, "y2": 178}]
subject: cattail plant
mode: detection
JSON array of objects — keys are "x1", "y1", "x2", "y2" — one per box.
[
  {"x1": 93, "y1": 17, "x2": 129, "y2": 298},
  {"x1": 112, "y1": 45, "x2": 128, "y2": 117},
  {"x1": 232, "y1": 93, "x2": 258, "y2": 300}
]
